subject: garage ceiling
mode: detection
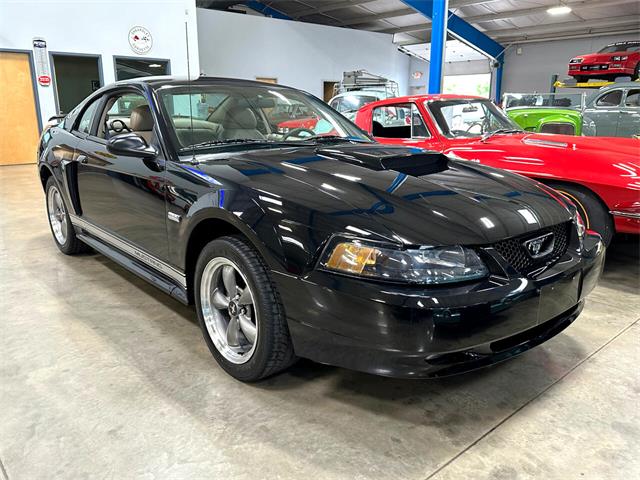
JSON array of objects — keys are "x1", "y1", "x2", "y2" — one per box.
[{"x1": 199, "y1": 0, "x2": 640, "y2": 46}]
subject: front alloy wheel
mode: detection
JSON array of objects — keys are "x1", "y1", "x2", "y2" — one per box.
[
  {"x1": 200, "y1": 257, "x2": 258, "y2": 364},
  {"x1": 194, "y1": 236, "x2": 296, "y2": 381}
]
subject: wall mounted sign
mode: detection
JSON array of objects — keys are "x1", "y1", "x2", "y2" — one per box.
[
  {"x1": 128, "y1": 26, "x2": 153, "y2": 55},
  {"x1": 412, "y1": 71, "x2": 423, "y2": 79},
  {"x1": 32, "y1": 37, "x2": 51, "y2": 86}
]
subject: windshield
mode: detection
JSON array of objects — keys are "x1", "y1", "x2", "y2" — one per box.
[
  {"x1": 598, "y1": 42, "x2": 640, "y2": 54},
  {"x1": 503, "y1": 93, "x2": 583, "y2": 110},
  {"x1": 158, "y1": 84, "x2": 371, "y2": 152},
  {"x1": 427, "y1": 99, "x2": 521, "y2": 138},
  {"x1": 330, "y1": 94, "x2": 379, "y2": 114}
]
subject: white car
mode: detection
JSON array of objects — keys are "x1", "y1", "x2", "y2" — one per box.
[{"x1": 329, "y1": 90, "x2": 388, "y2": 120}]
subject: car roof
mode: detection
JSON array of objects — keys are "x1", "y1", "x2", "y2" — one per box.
[{"x1": 112, "y1": 75, "x2": 296, "y2": 91}]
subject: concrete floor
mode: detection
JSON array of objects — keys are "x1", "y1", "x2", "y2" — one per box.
[{"x1": 1, "y1": 164, "x2": 638, "y2": 480}]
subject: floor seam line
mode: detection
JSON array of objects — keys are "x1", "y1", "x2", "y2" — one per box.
[
  {"x1": 422, "y1": 317, "x2": 640, "y2": 480},
  {"x1": 0, "y1": 455, "x2": 9, "y2": 480}
]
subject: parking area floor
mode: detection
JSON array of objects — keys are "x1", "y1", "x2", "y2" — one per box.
[{"x1": 1, "y1": 164, "x2": 638, "y2": 480}]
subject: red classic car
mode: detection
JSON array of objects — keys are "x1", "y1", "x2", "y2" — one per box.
[
  {"x1": 568, "y1": 41, "x2": 640, "y2": 82},
  {"x1": 354, "y1": 94, "x2": 640, "y2": 245}
]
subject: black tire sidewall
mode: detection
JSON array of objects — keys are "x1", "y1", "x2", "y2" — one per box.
[
  {"x1": 548, "y1": 182, "x2": 614, "y2": 246},
  {"x1": 194, "y1": 237, "x2": 285, "y2": 381}
]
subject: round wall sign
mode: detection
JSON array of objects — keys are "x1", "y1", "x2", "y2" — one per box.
[{"x1": 128, "y1": 26, "x2": 153, "y2": 55}]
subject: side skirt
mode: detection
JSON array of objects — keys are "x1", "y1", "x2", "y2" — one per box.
[{"x1": 68, "y1": 216, "x2": 190, "y2": 305}]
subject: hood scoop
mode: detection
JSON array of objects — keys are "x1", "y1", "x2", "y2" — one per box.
[{"x1": 317, "y1": 144, "x2": 449, "y2": 176}]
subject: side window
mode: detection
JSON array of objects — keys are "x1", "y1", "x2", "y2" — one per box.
[
  {"x1": 624, "y1": 89, "x2": 640, "y2": 108},
  {"x1": 372, "y1": 103, "x2": 429, "y2": 138},
  {"x1": 411, "y1": 103, "x2": 430, "y2": 138},
  {"x1": 75, "y1": 100, "x2": 100, "y2": 135},
  {"x1": 98, "y1": 93, "x2": 149, "y2": 139},
  {"x1": 596, "y1": 90, "x2": 623, "y2": 107}
]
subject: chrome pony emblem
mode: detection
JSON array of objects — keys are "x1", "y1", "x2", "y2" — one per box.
[{"x1": 523, "y1": 232, "x2": 555, "y2": 259}]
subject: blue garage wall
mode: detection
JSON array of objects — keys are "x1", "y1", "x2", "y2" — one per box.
[{"x1": 196, "y1": 8, "x2": 411, "y2": 99}]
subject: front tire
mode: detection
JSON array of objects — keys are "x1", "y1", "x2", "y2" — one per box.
[
  {"x1": 546, "y1": 182, "x2": 614, "y2": 246},
  {"x1": 45, "y1": 177, "x2": 87, "y2": 255},
  {"x1": 632, "y1": 62, "x2": 639, "y2": 81},
  {"x1": 194, "y1": 236, "x2": 296, "y2": 381}
]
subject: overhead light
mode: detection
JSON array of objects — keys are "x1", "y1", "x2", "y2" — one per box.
[
  {"x1": 547, "y1": 5, "x2": 572, "y2": 15},
  {"x1": 149, "y1": 63, "x2": 162, "y2": 68}
]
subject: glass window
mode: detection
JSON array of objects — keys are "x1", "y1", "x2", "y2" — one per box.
[
  {"x1": 427, "y1": 99, "x2": 519, "y2": 138},
  {"x1": 624, "y1": 89, "x2": 640, "y2": 108},
  {"x1": 158, "y1": 84, "x2": 372, "y2": 152},
  {"x1": 371, "y1": 103, "x2": 429, "y2": 138},
  {"x1": 115, "y1": 58, "x2": 169, "y2": 81},
  {"x1": 596, "y1": 90, "x2": 623, "y2": 107},
  {"x1": 598, "y1": 42, "x2": 640, "y2": 54},
  {"x1": 76, "y1": 99, "x2": 100, "y2": 134},
  {"x1": 98, "y1": 93, "x2": 149, "y2": 138},
  {"x1": 331, "y1": 94, "x2": 379, "y2": 114}
]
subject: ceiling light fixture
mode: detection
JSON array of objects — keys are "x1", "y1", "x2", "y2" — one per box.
[
  {"x1": 547, "y1": 5, "x2": 572, "y2": 15},
  {"x1": 149, "y1": 63, "x2": 162, "y2": 68}
]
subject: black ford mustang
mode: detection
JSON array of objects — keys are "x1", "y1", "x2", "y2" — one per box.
[{"x1": 38, "y1": 77, "x2": 605, "y2": 381}]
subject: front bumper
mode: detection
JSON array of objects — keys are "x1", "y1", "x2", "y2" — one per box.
[
  {"x1": 275, "y1": 234, "x2": 605, "y2": 378},
  {"x1": 568, "y1": 64, "x2": 634, "y2": 77}
]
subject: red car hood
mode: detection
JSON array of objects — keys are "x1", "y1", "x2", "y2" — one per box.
[
  {"x1": 575, "y1": 53, "x2": 615, "y2": 62},
  {"x1": 441, "y1": 133, "x2": 640, "y2": 190}
]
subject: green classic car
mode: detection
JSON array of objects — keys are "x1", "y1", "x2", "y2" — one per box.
[{"x1": 504, "y1": 82, "x2": 640, "y2": 137}]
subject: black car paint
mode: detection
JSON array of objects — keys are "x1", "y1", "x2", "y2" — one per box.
[{"x1": 38, "y1": 77, "x2": 604, "y2": 378}]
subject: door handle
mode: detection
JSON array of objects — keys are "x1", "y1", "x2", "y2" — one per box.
[{"x1": 77, "y1": 154, "x2": 88, "y2": 164}]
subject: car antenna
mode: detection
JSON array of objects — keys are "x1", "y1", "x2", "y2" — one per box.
[{"x1": 184, "y1": 18, "x2": 198, "y2": 165}]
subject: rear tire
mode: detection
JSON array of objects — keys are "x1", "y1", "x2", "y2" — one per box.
[
  {"x1": 45, "y1": 177, "x2": 88, "y2": 255},
  {"x1": 194, "y1": 236, "x2": 296, "y2": 381},
  {"x1": 632, "y1": 63, "x2": 639, "y2": 81},
  {"x1": 546, "y1": 182, "x2": 614, "y2": 246},
  {"x1": 573, "y1": 75, "x2": 588, "y2": 83}
]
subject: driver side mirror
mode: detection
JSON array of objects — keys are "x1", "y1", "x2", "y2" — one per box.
[{"x1": 107, "y1": 133, "x2": 158, "y2": 159}]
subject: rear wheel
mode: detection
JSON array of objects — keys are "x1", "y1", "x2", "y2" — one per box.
[
  {"x1": 573, "y1": 75, "x2": 588, "y2": 83},
  {"x1": 194, "y1": 236, "x2": 296, "y2": 381},
  {"x1": 546, "y1": 182, "x2": 614, "y2": 246},
  {"x1": 45, "y1": 177, "x2": 87, "y2": 255}
]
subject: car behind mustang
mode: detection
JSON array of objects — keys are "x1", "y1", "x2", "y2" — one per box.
[{"x1": 38, "y1": 77, "x2": 604, "y2": 381}]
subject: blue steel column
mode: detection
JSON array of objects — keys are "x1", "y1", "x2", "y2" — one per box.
[
  {"x1": 429, "y1": 0, "x2": 449, "y2": 94},
  {"x1": 494, "y1": 52, "x2": 504, "y2": 102}
]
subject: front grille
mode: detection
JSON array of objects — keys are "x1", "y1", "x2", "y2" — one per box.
[{"x1": 491, "y1": 222, "x2": 571, "y2": 276}]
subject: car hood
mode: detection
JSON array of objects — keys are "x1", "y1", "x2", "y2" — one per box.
[
  {"x1": 575, "y1": 53, "x2": 616, "y2": 62},
  {"x1": 447, "y1": 133, "x2": 640, "y2": 162},
  {"x1": 192, "y1": 143, "x2": 572, "y2": 246}
]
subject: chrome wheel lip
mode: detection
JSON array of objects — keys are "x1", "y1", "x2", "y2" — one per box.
[
  {"x1": 47, "y1": 185, "x2": 68, "y2": 245},
  {"x1": 200, "y1": 257, "x2": 258, "y2": 364}
]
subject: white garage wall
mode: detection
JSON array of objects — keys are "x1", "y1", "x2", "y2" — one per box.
[
  {"x1": 0, "y1": 0, "x2": 199, "y2": 125},
  {"x1": 502, "y1": 33, "x2": 636, "y2": 93},
  {"x1": 196, "y1": 8, "x2": 411, "y2": 99}
]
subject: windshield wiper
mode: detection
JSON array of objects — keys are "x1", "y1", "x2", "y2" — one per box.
[
  {"x1": 481, "y1": 128, "x2": 523, "y2": 142},
  {"x1": 295, "y1": 135, "x2": 370, "y2": 144},
  {"x1": 179, "y1": 138, "x2": 287, "y2": 152}
]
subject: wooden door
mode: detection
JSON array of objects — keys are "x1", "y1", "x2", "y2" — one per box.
[{"x1": 0, "y1": 52, "x2": 40, "y2": 165}]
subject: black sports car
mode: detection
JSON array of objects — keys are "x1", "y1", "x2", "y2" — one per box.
[{"x1": 38, "y1": 77, "x2": 605, "y2": 381}]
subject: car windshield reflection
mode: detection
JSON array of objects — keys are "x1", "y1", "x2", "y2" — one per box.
[{"x1": 427, "y1": 99, "x2": 522, "y2": 138}]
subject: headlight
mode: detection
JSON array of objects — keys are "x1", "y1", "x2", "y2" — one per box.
[
  {"x1": 320, "y1": 239, "x2": 488, "y2": 284},
  {"x1": 612, "y1": 56, "x2": 628, "y2": 61},
  {"x1": 573, "y1": 210, "x2": 586, "y2": 239},
  {"x1": 569, "y1": 58, "x2": 583, "y2": 64},
  {"x1": 277, "y1": 127, "x2": 290, "y2": 134}
]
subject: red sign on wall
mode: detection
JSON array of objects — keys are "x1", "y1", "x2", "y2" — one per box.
[{"x1": 38, "y1": 75, "x2": 51, "y2": 86}]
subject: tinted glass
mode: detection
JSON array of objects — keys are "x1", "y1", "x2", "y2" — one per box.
[
  {"x1": 158, "y1": 84, "x2": 371, "y2": 151},
  {"x1": 625, "y1": 90, "x2": 640, "y2": 107},
  {"x1": 596, "y1": 90, "x2": 623, "y2": 107},
  {"x1": 332, "y1": 95, "x2": 379, "y2": 114},
  {"x1": 76, "y1": 100, "x2": 100, "y2": 134},
  {"x1": 598, "y1": 43, "x2": 640, "y2": 53}
]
